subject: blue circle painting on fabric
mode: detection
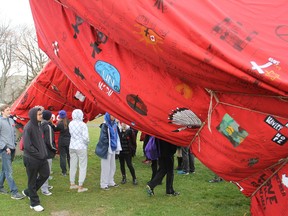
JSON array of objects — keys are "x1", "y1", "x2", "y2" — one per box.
[{"x1": 95, "y1": 60, "x2": 120, "y2": 93}]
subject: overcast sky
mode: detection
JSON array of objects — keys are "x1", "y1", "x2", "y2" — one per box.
[{"x1": 0, "y1": 0, "x2": 34, "y2": 26}]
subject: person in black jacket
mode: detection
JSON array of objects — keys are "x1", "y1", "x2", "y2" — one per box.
[
  {"x1": 54, "y1": 110, "x2": 71, "y2": 176},
  {"x1": 118, "y1": 123, "x2": 137, "y2": 185},
  {"x1": 146, "y1": 138, "x2": 180, "y2": 196},
  {"x1": 22, "y1": 107, "x2": 50, "y2": 212},
  {"x1": 40, "y1": 110, "x2": 57, "y2": 196}
]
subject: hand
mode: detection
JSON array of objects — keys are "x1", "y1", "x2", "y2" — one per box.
[{"x1": 6, "y1": 148, "x2": 11, "y2": 155}]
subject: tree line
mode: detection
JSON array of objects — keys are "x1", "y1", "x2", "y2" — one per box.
[{"x1": 0, "y1": 22, "x2": 48, "y2": 104}]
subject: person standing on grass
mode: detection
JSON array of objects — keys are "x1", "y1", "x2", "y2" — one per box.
[
  {"x1": 22, "y1": 107, "x2": 50, "y2": 212},
  {"x1": 118, "y1": 122, "x2": 137, "y2": 185},
  {"x1": 96, "y1": 112, "x2": 121, "y2": 190},
  {"x1": 177, "y1": 146, "x2": 195, "y2": 175},
  {"x1": 40, "y1": 110, "x2": 57, "y2": 196},
  {"x1": 0, "y1": 104, "x2": 25, "y2": 200},
  {"x1": 68, "y1": 109, "x2": 89, "y2": 193},
  {"x1": 54, "y1": 110, "x2": 71, "y2": 176},
  {"x1": 146, "y1": 138, "x2": 180, "y2": 196}
]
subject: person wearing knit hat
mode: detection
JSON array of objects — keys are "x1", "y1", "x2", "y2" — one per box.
[
  {"x1": 58, "y1": 110, "x2": 67, "y2": 119},
  {"x1": 54, "y1": 110, "x2": 71, "y2": 176},
  {"x1": 42, "y1": 110, "x2": 52, "y2": 121}
]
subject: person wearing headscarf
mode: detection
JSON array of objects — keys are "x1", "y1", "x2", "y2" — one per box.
[
  {"x1": 96, "y1": 112, "x2": 121, "y2": 190},
  {"x1": 68, "y1": 109, "x2": 89, "y2": 193}
]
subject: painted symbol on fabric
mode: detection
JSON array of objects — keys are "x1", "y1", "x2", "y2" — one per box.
[
  {"x1": 212, "y1": 17, "x2": 258, "y2": 51},
  {"x1": 264, "y1": 115, "x2": 288, "y2": 145},
  {"x1": 282, "y1": 174, "x2": 288, "y2": 188},
  {"x1": 74, "y1": 67, "x2": 85, "y2": 80},
  {"x1": 217, "y1": 113, "x2": 248, "y2": 147},
  {"x1": 275, "y1": 25, "x2": 288, "y2": 42},
  {"x1": 154, "y1": 0, "x2": 165, "y2": 12},
  {"x1": 134, "y1": 20, "x2": 164, "y2": 53},
  {"x1": 250, "y1": 57, "x2": 280, "y2": 77},
  {"x1": 72, "y1": 16, "x2": 84, "y2": 39},
  {"x1": 90, "y1": 30, "x2": 108, "y2": 58},
  {"x1": 248, "y1": 158, "x2": 259, "y2": 167},
  {"x1": 51, "y1": 85, "x2": 61, "y2": 95},
  {"x1": 74, "y1": 91, "x2": 85, "y2": 102},
  {"x1": 126, "y1": 94, "x2": 147, "y2": 116},
  {"x1": 168, "y1": 108, "x2": 201, "y2": 132},
  {"x1": 95, "y1": 61, "x2": 120, "y2": 93},
  {"x1": 98, "y1": 81, "x2": 114, "y2": 97},
  {"x1": 52, "y1": 41, "x2": 59, "y2": 56},
  {"x1": 175, "y1": 83, "x2": 193, "y2": 99}
]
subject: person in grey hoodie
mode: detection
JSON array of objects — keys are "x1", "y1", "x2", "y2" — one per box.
[
  {"x1": 0, "y1": 104, "x2": 25, "y2": 200},
  {"x1": 68, "y1": 109, "x2": 89, "y2": 193},
  {"x1": 22, "y1": 107, "x2": 49, "y2": 212}
]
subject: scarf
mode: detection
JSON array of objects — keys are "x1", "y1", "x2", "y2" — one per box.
[{"x1": 104, "y1": 112, "x2": 117, "y2": 151}]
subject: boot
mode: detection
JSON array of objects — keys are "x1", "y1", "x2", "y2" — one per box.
[
  {"x1": 176, "y1": 157, "x2": 183, "y2": 170},
  {"x1": 121, "y1": 175, "x2": 127, "y2": 184}
]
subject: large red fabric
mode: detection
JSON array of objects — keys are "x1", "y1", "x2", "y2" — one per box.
[{"x1": 11, "y1": 1, "x2": 288, "y2": 215}]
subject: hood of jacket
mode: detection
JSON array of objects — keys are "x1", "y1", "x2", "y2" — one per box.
[
  {"x1": 72, "y1": 109, "x2": 84, "y2": 121},
  {"x1": 28, "y1": 107, "x2": 41, "y2": 126}
]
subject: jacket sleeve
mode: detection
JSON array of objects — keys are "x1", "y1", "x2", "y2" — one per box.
[{"x1": 82, "y1": 123, "x2": 90, "y2": 145}]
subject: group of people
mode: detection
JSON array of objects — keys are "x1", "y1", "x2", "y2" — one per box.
[{"x1": 0, "y1": 104, "x2": 223, "y2": 212}]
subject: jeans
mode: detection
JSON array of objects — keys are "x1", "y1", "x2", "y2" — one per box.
[
  {"x1": 0, "y1": 149, "x2": 18, "y2": 194},
  {"x1": 181, "y1": 147, "x2": 195, "y2": 173}
]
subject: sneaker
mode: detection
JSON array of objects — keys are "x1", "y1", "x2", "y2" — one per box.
[
  {"x1": 30, "y1": 205, "x2": 44, "y2": 212},
  {"x1": 109, "y1": 184, "x2": 119, "y2": 188},
  {"x1": 146, "y1": 185, "x2": 154, "y2": 196},
  {"x1": 78, "y1": 187, "x2": 88, "y2": 193},
  {"x1": 166, "y1": 191, "x2": 180, "y2": 196},
  {"x1": 61, "y1": 173, "x2": 67, "y2": 176},
  {"x1": 177, "y1": 170, "x2": 189, "y2": 175},
  {"x1": 11, "y1": 192, "x2": 25, "y2": 200},
  {"x1": 48, "y1": 186, "x2": 53, "y2": 190},
  {"x1": 133, "y1": 179, "x2": 138, "y2": 185},
  {"x1": 209, "y1": 178, "x2": 223, "y2": 183},
  {"x1": 22, "y1": 190, "x2": 30, "y2": 200},
  {"x1": 101, "y1": 186, "x2": 110, "y2": 191},
  {"x1": 70, "y1": 185, "x2": 79, "y2": 189},
  {"x1": 0, "y1": 188, "x2": 8, "y2": 194},
  {"x1": 48, "y1": 176, "x2": 53, "y2": 180},
  {"x1": 42, "y1": 191, "x2": 52, "y2": 196}
]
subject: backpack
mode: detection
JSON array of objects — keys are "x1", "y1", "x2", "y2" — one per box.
[{"x1": 145, "y1": 136, "x2": 160, "y2": 160}]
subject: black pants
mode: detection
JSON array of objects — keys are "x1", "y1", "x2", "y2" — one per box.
[
  {"x1": 23, "y1": 157, "x2": 49, "y2": 207},
  {"x1": 150, "y1": 159, "x2": 158, "y2": 181},
  {"x1": 118, "y1": 154, "x2": 136, "y2": 180},
  {"x1": 148, "y1": 155, "x2": 175, "y2": 194},
  {"x1": 59, "y1": 145, "x2": 70, "y2": 174}
]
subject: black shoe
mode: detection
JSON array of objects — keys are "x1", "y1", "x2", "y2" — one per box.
[
  {"x1": 133, "y1": 179, "x2": 138, "y2": 185},
  {"x1": 121, "y1": 176, "x2": 127, "y2": 184},
  {"x1": 166, "y1": 191, "x2": 180, "y2": 196}
]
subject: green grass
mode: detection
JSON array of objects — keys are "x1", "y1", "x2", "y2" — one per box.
[{"x1": 0, "y1": 120, "x2": 251, "y2": 216}]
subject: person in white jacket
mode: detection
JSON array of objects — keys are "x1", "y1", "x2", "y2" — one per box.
[{"x1": 68, "y1": 109, "x2": 89, "y2": 192}]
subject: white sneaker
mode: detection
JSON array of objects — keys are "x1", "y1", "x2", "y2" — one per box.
[
  {"x1": 70, "y1": 185, "x2": 78, "y2": 189},
  {"x1": 30, "y1": 205, "x2": 44, "y2": 212},
  {"x1": 42, "y1": 191, "x2": 52, "y2": 196},
  {"x1": 78, "y1": 187, "x2": 88, "y2": 193}
]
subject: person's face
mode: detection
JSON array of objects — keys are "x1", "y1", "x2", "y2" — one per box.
[
  {"x1": 2, "y1": 107, "x2": 11, "y2": 118},
  {"x1": 121, "y1": 123, "x2": 126, "y2": 130},
  {"x1": 110, "y1": 115, "x2": 115, "y2": 121},
  {"x1": 37, "y1": 110, "x2": 43, "y2": 122}
]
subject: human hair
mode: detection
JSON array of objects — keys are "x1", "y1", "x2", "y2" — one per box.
[{"x1": 0, "y1": 104, "x2": 10, "y2": 112}]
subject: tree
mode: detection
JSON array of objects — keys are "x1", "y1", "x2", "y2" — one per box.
[{"x1": 0, "y1": 23, "x2": 48, "y2": 104}]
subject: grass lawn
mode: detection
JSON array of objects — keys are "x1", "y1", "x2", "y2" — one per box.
[{"x1": 0, "y1": 120, "x2": 251, "y2": 216}]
